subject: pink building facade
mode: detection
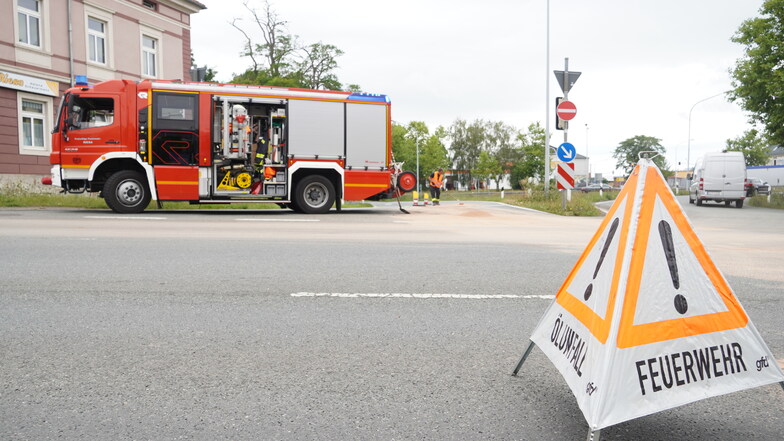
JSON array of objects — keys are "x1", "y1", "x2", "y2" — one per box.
[{"x1": 0, "y1": 0, "x2": 205, "y2": 177}]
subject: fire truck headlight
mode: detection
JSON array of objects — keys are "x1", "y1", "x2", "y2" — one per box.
[{"x1": 139, "y1": 139, "x2": 147, "y2": 155}]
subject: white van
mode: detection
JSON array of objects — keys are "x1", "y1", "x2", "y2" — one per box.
[{"x1": 689, "y1": 152, "x2": 747, "y2": 208}]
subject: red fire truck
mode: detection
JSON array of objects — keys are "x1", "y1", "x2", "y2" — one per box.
[{"x1": 43, "y1": 77, "x2": 416, "y2": 213}]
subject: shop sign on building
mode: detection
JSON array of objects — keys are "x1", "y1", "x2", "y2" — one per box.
[{"x1": 0, "y1": 70, "x2": 59, "y2": 97}]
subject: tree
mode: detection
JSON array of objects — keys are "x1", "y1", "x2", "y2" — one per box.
[
  {"x1": 229, "y1": 0, "x2": 352, "y2": 91},
  {"x1": 296, "y1": 43, "x2": 344, "y2": 90},
  {"x1": 391, "y1": 122, "x2": 448, "y2": 191},
  {"x1": 230, "y1": 68, "x2": 302, "y2": 88},
  {"x1": 730, "y1": 0, "x2": 784, "y2": 146},
  {"x1": 203, "y1": 68, "x2": 217, "y2": 82},
  {"x1": 725, "y1": 129, "x2": 771, "y2": 166},
  {"x1": 419, "y1": 127, "x2": 450, "y2": 186},
  {"x1": 613, "y1": 135, "x2": 668, "y2": 176},
  {"x1": 475, "y1": 151, "x2": 503, "y2": 189},
  {"x1": 485, "y1": 121, "x2": 521, "y2": 189},
  {"x1": 513, "y1": 122, "x2": 547, "y2": 185},
  {"x1": 392, "y1": 122, "x2": 415, "y2": 167},
  {"x1": 448, "y1": 119, "x2": 486, "y2": 188},
  {"x1": 232, "y1": 0, "x2": 298, "y2": 77}
]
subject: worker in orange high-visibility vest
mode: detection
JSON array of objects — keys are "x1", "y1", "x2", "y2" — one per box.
[{"x1": 429, "y1": 168, "x2": 444, "y2": 205}]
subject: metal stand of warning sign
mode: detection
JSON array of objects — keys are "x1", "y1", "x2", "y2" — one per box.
[
  {"x1": 512, "y1": 340, "x2": 603, "y2": 441},
  {"x1": 511, "y1": 339, "x2": 535, "y2": 376},
  {"x1": 587, "y1": 429, "x2": 601, "y2": 441}
]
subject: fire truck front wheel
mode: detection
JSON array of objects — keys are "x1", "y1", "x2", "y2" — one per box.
[
  {"x1": 294, "y1": 175, "x2": 335, "y2": 214},
  {"x1": 104, "y1": 170, "x2": 151, "y2": 214}
]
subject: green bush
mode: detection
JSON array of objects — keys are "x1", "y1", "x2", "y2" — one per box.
[
  {"x1": 747, "y1": 190, "x2": 784, "y2": 209},
  {"x1": 509, "y1": 189, "x2": 607, "y2": 216}
]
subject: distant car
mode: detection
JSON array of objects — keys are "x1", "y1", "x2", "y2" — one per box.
[
  {"x1": 746, "y1": 177, "x2": 771, "y2": 196},
  {"x1": 579, "y1": 183, "x2": 613, "y2": 192}
]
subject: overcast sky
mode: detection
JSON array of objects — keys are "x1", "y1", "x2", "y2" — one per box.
[{"x1": 191, "y1": 0, "x2": 765, "y2": 178}]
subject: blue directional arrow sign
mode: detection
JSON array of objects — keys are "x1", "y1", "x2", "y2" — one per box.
[{"x1": 557, "y1": 142, "x2": 576, "y2": 162}]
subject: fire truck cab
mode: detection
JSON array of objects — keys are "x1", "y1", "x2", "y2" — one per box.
[{"x1": 46, "y1": 77, "x2": 415, "y2": 213}]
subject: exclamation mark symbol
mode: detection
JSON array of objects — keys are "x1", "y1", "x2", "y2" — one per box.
[
  {"x1": 658, "y1": 220, "x2": 688, "y2": 314},
  {"x1": 583, "y1": 217, "x2": 620, "y2": 301}
]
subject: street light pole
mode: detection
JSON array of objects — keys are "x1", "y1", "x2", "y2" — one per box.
[
  {"x1": 687, "y1": 90, "x2": 731, "y2": 171},
  {"x1": 544, "y1": 0, "x2": 551, "y2": 195},
  {"x1": 585, "y1": 123, "x2": 589, "y2": 183},
  {"x1": 416, "y1": 138, "x2": 420, "y2": 195}
]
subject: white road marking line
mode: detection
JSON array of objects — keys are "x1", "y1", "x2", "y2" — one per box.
[
  {"x1": 291, "y1": 292, "x2": 554, "y2": 299},
  {"x1": 84, "y1": 216, "x2": 167, "y2": 220},
  {"x1": 236, "y1": 218, "x2": 320, "y2": 222}
]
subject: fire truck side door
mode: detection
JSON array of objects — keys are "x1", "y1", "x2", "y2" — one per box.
[
  {"x1": 151, "y1": 91, "x2": 199, "y2": 200},
  {"x1": 61, "y1": 94, "x2": 122, "y2": 171}
]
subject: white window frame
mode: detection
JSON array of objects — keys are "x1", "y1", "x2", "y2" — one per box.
[
  {"x1": 87, "y1": 16, "x2": 108, "y2": 65},
  {"x1": 139, "y1": 25, "x2": 164, "y2": 80},
  {"x1": 17, "y1": 0, "x2": 42, "y2": 48},
  {"x1": 84, "y1": 5, "x2": 114, "y2": 69},
  {"x1": 17, "y1": 92, "x2": 53, "y2": 156},
  {"x1": 141, "y1": 35, "x2": 158, "y2": 78}
]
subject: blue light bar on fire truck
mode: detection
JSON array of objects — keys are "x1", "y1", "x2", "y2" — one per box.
[
  {"x1": 74, "y1": 75, "x2": 90, "y2": 87},
  {"x1": 347, "y1": 92, "x2": 389, "y2": 103}
]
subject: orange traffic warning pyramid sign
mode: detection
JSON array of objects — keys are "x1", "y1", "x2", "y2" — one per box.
[
  {"x1": 524, "y1": 158, "x2": 784, "y2": 432},
  {"x1": 554, "y1": 168, "x2": 638, "y2": 344},
  {"x1": 615, "y1": 167, "x2": 748, "y2": 348}
]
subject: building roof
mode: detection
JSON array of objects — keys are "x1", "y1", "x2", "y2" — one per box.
[
  {"x1": 164, "y1": 0, "x2": 206, "y2": 14},
  {"x1": 185, "y1": 0, "x2": 207, "y2": 9}
]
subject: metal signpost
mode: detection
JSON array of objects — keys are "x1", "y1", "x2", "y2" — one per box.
[{"x1": 554, "y1": 58, "x2": 580, "y2": 210}]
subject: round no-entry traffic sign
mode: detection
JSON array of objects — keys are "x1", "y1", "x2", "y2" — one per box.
[{"x1": 557, "y1": 100, "x2": 577, "y2": 121}]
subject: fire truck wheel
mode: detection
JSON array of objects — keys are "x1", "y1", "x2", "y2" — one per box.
[
  {"x1": 104, "y1": 170, "x2": 151, "y2": 213},
  {"x1": 294, "y1": 175, "x2": 335, "y2": 214},
  {"x1": 285, "y1": 202, "x2": 303, "y2": 213}
]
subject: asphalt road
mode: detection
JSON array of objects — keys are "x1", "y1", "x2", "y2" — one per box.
[{"x1": 1, "y1": 199, "x2": 782, "y2": 440}]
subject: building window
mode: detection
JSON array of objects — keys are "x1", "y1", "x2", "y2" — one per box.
[
  {"x1": 21, "y1": 99, "x2": 45, "y2": 149},
  {"x1": 88, "y1": 17, "x2": 107, "y2": 64},
  {"x1": 18, "y1": 93, "x2": 53, "y2": 156},
  {"x1": 142, "y1": 35, "x2": 158, "y2": 77},
  {"x1": 17, "y1": 0, "x2": 41, "y2": 47},
  {"x1": 143, "y1": 1, "x2": 157, "y2": 11}
]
